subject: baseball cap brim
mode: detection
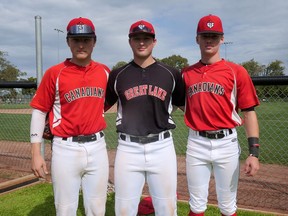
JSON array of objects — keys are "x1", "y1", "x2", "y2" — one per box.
[
  {"x1": 67, "y1": 21, "x2": 96, "y2": 38},
  {"x1": 128, "y1": 20, "x2": 155, "y2": 38},
  {"x1": 129, "y1": 32, "x2": 155, "y2": 38},
  {"x1": 67, "y1": 33, "x2": 96, "y2": 38},
  {"x1": 197, "y1": 31, "x2": 224, "y2": 35}
]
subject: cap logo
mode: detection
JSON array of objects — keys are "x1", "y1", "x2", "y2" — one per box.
[
  {"x1": 138, "y1": 24, "x2": 145, "y2": 29},
  {"x1": 76, "y1": 25, "x2": 84, "y2": 33},
  {"x1": 206, "y1": 21, "x2": 214, "y2": 29},
  {"x1": 68, "y1": 24, "x2": 94, "y2": 35}
]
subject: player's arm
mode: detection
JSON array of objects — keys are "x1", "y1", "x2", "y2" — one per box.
[
  {"x1": 30, "y1": 109, "x2": 48, "y2": 178},
  {"x1": 178, "y1": 106, "x2": 185, "y2": 112},
  {"x1": 242, "y1": 108, "x2": 260, "y2": 177},
  {"x1": 172, "y1": 69, "x2": 186, "y2": 112},
  {"x1": 104, "y1": 71, "x2": 118, "y2": 112}
]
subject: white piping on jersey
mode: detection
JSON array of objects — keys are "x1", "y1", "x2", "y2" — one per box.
[
  {"x1": 52, "y1": 66, "x2": 66, "y2": 129},
  {"x1": 225, "y1": 62, "x2": 242, "y2": 126},
  {"x1": 103, "y1": 68, "x2": 110, "y2": 117},
  {"x1": 113, "y1": 64, "x2": 130, "y2": 126},
  {"x1": 104, "y1": 69, "x2": 109, "y2": 80},
  {"x1": 158, "y1": 63, "x2": 176, "y2": 124},
  {"x1": 158, "y1": 63, "x2": 176, "y2": 92},
  {"x1": 113, "y1": 64, "x2": 131, "y2": 97},
  {"x1": 116, "y1": 99, "x2": 123, "y2": 126}
]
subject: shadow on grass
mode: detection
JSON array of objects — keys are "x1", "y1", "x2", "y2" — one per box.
[
  {"x1": 27, "y1": 195, "x2": 56, "y2": 216},
  {"x1": 27, "y1": 193, "x2": 115, "y2": 216}
]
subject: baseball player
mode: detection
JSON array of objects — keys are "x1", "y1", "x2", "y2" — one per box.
[
  {"x1": 105, "y1": 20, "x2": 185, "y2": 216},
  {"x1": 30, "y1": 17, "x2": 110, "y2": 216},
  {"x1": 181, "y1": 14, "x2": 260, "y2": 216}
]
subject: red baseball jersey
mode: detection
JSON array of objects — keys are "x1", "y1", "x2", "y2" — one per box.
[
  {"x1": 30, "y1": 59, "x2": 110, "y2": 137},
  {"x1": 182, "y1": 59, "x2": 260, "y2": 131}
]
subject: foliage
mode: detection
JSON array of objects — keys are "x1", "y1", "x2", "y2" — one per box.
[
  {"x1": 241, "y1": 59, "x2": 265, "y2": 76},
  {"x1": 21, "y1": 77, "x2": 37, "y2": 96},
  {"x1": 111, "y1": 55, "x2": 189, "y2": 72},
  {"x1": 0, "y1": 50, "x2": 28, "y2": 100},
  {"x1": 111, "y1": 61, "x2": 128, "y2": 70},
  {"x1": 264, "y1": 60, "x2": 285, "y2": 76},
  {"x1": 241, "y1": 59, "x2": 286, "y2": 101},
  {"x1": 241, "y1": 59, "x2": 285, "y2": 76},
  {"x1": 1, "y1": 48, "x2": 287, "y2": 104},
  {"x1": 157, "y1": 54, "x2": 189, "y2": 71},
  {"x1": 0, "y1": 51, "x2": 26, "y2": 81}
]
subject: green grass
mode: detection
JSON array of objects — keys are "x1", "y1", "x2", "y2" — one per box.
[
  {"x1": 0, "y1": 103, "x2": 31, "y2": 109},
  {"x1": 0, "y1": 183, "x2": 275, "y2": 216},
  {"x1": 0, "y1": 114, "x2": 31, "y2": 142},
  {"x1": 1, "y1": 101, "x2": 288, "y2": 165}
]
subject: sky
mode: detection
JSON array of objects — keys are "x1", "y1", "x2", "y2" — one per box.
[{"x1": 1, "y1": 0, "x2": 288, "y2": 78}]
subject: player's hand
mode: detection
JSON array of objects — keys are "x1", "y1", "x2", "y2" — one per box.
[
  {"x1": 31, "y1": 143, "x2": 48, "y2": 178},
  {"x1": 31, "y1": 153, "x2": 48, "y2": 178},
  {"x1": 243, "y1": 155, "x2": 260, "y2": 176}
]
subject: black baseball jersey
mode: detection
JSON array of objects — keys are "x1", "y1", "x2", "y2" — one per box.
[{"x1": 105, "y1": 60, "x2": 185, "y2": 136}]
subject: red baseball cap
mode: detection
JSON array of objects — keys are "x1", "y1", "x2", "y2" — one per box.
[
  {"x1": 129, "y1": 20, "x2": 155, "y2": 38},
  {"x1": 66, "y1": 17, "x2": 96, "y2": 38},
  {"x1": 197, "y1": 14, "x2": 224, "y2": 35},
  {"x1": 137, "y1": 196, "x2": 155, "y2": 215}
]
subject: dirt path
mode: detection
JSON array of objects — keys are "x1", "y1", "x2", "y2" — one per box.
[{"x1": 0, "y1": 140, "x2": 287, "y2": 215}]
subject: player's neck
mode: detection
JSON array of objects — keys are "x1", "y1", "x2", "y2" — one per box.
[
  {"x1": 200, "y1": 55, "x2": 222, "y2": 65},
  {"x1": 70, "y1": 58, "x2": 92, "y2": 67},
  {"x1": 133, "y1": 56, "x2": 155, "y2": 68}
]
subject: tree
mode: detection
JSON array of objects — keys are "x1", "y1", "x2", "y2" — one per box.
[
  {"x1": 22, "y1": 77, "x2": 37, "y2": 96},
  {"x1": 112, "y1": 61, "x2": 128, "y2": 70},
  {"x1": 0, "y1": 50, "x2": 27, "y2": 101},
  {"x1": 0, "y1": 51, "x2": 26, "y2": 81},
  {"x1": 158, "y1": 55, "x2": 189, "y2": 71},
  {"x1": 241, "y1": 59, "x2": 264, "y2": 76},
  {"x1": 264, "y1": 60, "x2": 285, "y2": 76}
]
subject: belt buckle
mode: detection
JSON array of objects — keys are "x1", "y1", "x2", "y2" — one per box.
[
  {"x1": 76, "y1": 135, "x2": 86, "y2": 143},
  {"x1": 139, "y1": 136, "x2": 152, "y2": 144},
  {"x1": 206, "y1": 130, "x2": 225, "y2": 139}
]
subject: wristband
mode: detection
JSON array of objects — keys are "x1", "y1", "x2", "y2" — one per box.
[{"x1": 248, "y1": 137, "x2": 260, "y2": 158}]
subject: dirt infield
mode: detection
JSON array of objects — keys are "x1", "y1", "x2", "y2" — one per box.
[{"x1": 0, "y1": 141, "x2": 287, "y2": 215}]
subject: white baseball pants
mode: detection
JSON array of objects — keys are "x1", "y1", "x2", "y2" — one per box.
[
  {"x1": 186, "y1": 128, "x2": 240, "y2": 216},
  {"x1": 114, "y1": 133, "x2": 177, "y2": 216},
  {"x1": 51, "y1": 134, "x2": 109, "y2": 216}
]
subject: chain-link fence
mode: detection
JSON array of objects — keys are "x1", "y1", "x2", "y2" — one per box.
[{"x1": 0, "y1": 79, "x2": 288, "y2": 215}]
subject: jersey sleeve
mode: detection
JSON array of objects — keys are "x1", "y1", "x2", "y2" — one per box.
[
  {"x1": 235, "y1": 65, "x2": 260, "y2": 109},
  {"x1": 30, "y1": 67, "x2": 57, "y2": 112},
  {"x1": 105, "y1": 68, "x2": 119, "y2": 110},
  {"x1": 171, "y1": 69, "x2": 186, "y2": 106}
]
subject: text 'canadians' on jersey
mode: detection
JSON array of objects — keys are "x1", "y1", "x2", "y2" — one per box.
[{"x1": 64, "y1": 86, "x2": 105, "y2": 103}]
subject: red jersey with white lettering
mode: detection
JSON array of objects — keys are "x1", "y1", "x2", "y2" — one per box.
[
  {"x1": 182, "y1": 59, "x2": 260, "y2": 131},
  {"x1": 30, "y1": 59, "x2": 110, "y2": 137}
]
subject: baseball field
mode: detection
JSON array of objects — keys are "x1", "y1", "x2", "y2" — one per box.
[
  {"x1": 0, "y1": 182, "x2": 277, "y2": 216},
  {"x1": 0, "y1": 101, "x2": 288, "y2": 215}
]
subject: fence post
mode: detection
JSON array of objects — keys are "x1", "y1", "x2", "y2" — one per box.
[{"x1": 34, "y1": 15, "x2": 45, "y2": 157}]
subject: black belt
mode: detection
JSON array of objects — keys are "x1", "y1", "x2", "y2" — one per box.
[
  {"x1": 62, "y1": 131, "x2": 104, "y2": 142},
  {"x1": 198, "y1": 129, "x2": 233, "y2": 139},
  {"x1": 119, "y1": 131, "x2": 170, "y2": 144}
]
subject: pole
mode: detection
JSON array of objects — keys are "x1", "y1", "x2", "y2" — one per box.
[
  {"x1": 35, "y1": 15, "x2": 43, "y2": 85},
  {"x1": 54, "y1": 28, "x2": 64, "y2": 63},
  {"x1": 34, "y1": 15, "x2": 45, "y2": 157},
  {"x1": 224, "y1": 41, "x2": 233, "y2": 59}
]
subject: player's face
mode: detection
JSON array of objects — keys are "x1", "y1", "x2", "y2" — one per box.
[
  {"x1": 67, "y1": 37, "x2": 96, "y2": 64},
  {"x1": 129, "y1": 34, "x2": 156, "y2": 59},
  {"x1": 196, "y1": 33, "x2": 224, "y2": 57}
]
